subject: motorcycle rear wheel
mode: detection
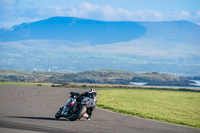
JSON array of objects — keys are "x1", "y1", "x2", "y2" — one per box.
[{"x1": 69, "y1": 106, "x2": 86, "y2": 121}]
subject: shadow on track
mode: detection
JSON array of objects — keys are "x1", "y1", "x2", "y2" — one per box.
[
  {"x1": 7, "y1": 116, "x2": 109, "y2": 122},
  {"x1": 0, "y1": 120, "x2": 90, "y2": 133},
  {"x1": 7, "y1": 116, "x2": 67, "y2": 121}
]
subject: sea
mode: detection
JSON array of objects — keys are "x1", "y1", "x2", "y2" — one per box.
[{"x1": 129, "y1": 80, "x2": 200, "y2": 89}]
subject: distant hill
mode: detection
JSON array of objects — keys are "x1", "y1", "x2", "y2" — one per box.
[
  {"x1": 0, "y1": 69, "x2": 197, "y2": 87},
  {"x1": 138, "y1": 21, "x2": 200, "y2": 51},
  {"x1": 0, "y1": 17, "x2": 146, "y2": 45},
  {"x1": 139, "y1": 21, "x2": 200, "y2": 43},
  {"x1": 0, "y1": 17, "x2": 200, "y2": 75},
  {"x1": 1, "y1": 17, "x2": 199, "y2": 47}
]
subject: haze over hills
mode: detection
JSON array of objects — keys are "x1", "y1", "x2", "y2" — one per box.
[{"x1": 0, "y1": 17, "x2": 200, "y2": 75}]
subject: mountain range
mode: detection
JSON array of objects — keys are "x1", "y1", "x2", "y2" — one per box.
[
  {"x1": 0, "y1": 17, "x2": 200, "y2": 75},
  {"x1": 0, "y1": 17, "x2": 146, "y2": 45}
]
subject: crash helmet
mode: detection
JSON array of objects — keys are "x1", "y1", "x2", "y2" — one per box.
[{"x1": 88, "y1": 88, "x2": 95, "y2": 93}]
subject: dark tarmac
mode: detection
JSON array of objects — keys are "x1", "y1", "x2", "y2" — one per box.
[{"x1": 0, "y1": 85, "x2": 199, "y2": 133}]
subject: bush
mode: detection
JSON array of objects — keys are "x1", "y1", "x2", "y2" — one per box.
[{"x1": 37, "y1": 84, "x2": 42, "y2": 86}]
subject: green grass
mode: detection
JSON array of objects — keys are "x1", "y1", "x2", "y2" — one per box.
[
  {"x1": 0, "y1": 82, "x2": 60, "y2": 87},
  {"x1": 96, "y1": 89, "x2": 200, "y2": 128}
]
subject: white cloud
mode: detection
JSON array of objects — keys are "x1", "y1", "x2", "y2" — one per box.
[
  {"x1": 194, "y1": 10, "x2": 200, "y2": 25},
  {"x1": 0, "y1": 0, "x2": 16, "y2": 8},
  {"x1": 196, "y1": 10, "x2": 200, "y2": 18},
  {"x1": 0, "y1": 2, "x2": 200, "y2": 28},
  {"x1": 197, "y1": 10, "x2": 200, "y2": 15},
  {"x1": 130, "y1": 10, "x2": 164, "y2": 21},
  {"x1": 60, "y1": 3, "x2": 165, "y2": 22},
  {"x1": 169, "y1": 11, "x2": 191, "y2": 20}
]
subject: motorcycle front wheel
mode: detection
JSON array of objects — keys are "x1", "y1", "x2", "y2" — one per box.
[{"x1": 55, "y1": 107, "x2": 63, "y2": 119}]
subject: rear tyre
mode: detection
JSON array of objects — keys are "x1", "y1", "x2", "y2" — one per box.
[{"x1": 69, "y1": 106, "x2": 86, "y2": 121}]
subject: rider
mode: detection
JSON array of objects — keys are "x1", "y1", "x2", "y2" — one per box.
[{"x1": 70, "y1": 88, "x2": 97, "y2": 120}]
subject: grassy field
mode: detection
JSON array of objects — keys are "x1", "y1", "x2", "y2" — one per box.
[
  {"x1": 0, "y1": 82, "x2": 60, "y2": 87},
  {"x1": 1, "y1": 82, "x2": 199, "y2": 128},
  {"x1": 96, "y1": 89, "x2": 200, "y2": 128}
]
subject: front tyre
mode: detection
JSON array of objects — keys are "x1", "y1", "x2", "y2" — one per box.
[
  {"x1": 55, "y1": 107, "x2": 63, "y2": 119},
  {"x1": 69, "y1": 106, "x2": 86, "y2": 121}
]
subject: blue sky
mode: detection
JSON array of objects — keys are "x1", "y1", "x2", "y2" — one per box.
[{"x1": 0, "y1": 0, "x2": 200, "y2": 28}]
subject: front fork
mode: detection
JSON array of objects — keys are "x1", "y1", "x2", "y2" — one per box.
[
  {"x1": 61, "y1": 105, "x2": 69, "y2": 116},
  {"x1": 61, "y1": 103, "x2": 78, "y2": 117}
]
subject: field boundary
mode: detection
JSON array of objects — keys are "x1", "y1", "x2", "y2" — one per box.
[
  {"x1": 60, "y1": 82, "x2": 200, "y2": 92},
  {"x1": 1, "y1": 81, "x2": 200, "y2": 92}
]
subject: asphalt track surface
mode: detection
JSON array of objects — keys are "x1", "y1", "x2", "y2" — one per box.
[{"x1": 0, "y1": 85, "x2": 199, "y2": 133}]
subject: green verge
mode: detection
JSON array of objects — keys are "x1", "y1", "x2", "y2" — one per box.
[{"x1": 96, "y1": 88, "x2": 200, "y2": 128}]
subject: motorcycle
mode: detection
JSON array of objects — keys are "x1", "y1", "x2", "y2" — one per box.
[{"x1": 55, "y1": 92, "x2": 95, "y2": 121}]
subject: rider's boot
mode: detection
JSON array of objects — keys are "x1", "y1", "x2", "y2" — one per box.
[{"x1": 82, "y1": 113, "x2": 90, "y2": 120}]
